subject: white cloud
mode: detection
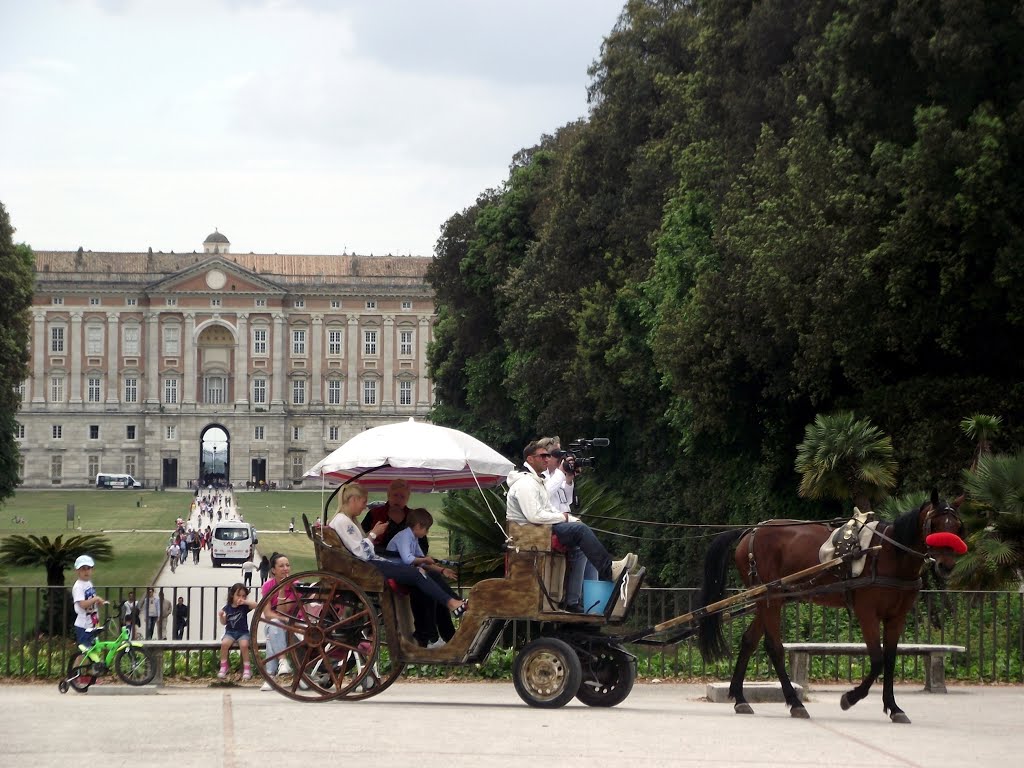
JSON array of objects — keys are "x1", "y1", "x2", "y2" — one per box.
[{"x1": 0, "y1": 0, "x2": 625, "y2": 255}]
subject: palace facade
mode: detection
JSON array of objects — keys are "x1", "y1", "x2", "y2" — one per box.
[{"x1": 15, "y1": 231, "x2": 435, "y2": 489}]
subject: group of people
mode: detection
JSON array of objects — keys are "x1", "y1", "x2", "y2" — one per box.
[
  {"x1": 165, "y1": 526, "x2": 211, "y2": 570},
  {"x1": 118, "y1": 587, "x2": 190, "y2": 640},
  {"x1": 74, "y1": 434, "x2": 635, "y2": 683}
]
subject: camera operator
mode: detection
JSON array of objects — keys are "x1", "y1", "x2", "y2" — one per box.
[
  {"x1": 507, "y1": 440, "x2": 636, "y2": 611},
  {"x1": 538, "y1": 436, "x2": 598, "y2": 613}
]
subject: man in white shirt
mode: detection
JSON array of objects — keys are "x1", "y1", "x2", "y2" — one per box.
[
  {"x1": 507, "y1": 440, "x2": 636, "y2": 611},
  {"x1": 538, "y1": 436, "x2": 600, "y2": 612}
]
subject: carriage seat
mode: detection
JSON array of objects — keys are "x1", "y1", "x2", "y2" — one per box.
[
  {"x1": 505, "y1": 522, "x2": 566, "y2": 606},
  {"x1": 318, "y1": 525, "x2": 411, "y2": 596}
]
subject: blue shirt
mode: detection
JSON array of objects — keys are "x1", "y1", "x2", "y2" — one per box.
[{"x1": 386, "y1": 526, "x2": 423, "y2": 566}]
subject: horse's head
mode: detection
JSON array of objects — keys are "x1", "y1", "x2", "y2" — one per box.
[{"x1": 922, "y1": 489, "x2": 967, "y2": 581}]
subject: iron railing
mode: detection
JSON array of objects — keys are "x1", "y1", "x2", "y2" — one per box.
[{"x1": 2, "y1": 585, "x2": 1021, "y2": 682}]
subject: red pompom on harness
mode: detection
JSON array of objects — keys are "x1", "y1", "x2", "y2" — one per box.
[{"x1": 925, "y1": 532, "x2": 967, "y2": 554}]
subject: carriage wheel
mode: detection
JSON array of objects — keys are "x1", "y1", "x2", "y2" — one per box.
[
  {"x1": 250, "y1": 571, "x2": 380, "y2": 702},
  {"x1": 334, "y1": 617, "x2": 406, "y2": 701},
  {"x1": 575, "y1": 644, "x2": 635, "y2": 707},
  {"x1": 513, "y1": 637, "x2": 583, "y2": 709}
]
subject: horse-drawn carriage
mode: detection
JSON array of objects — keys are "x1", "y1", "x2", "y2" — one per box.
[{"x1": 250, "y1": 419, "x2": 968, "y2": 718}]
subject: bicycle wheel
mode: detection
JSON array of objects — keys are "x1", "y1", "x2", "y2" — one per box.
[
  {"x1": 114, "y1": 646, "x2": 157, "y2": 685},
  {"x1": 66, "y1": 652, "x2": 95, "y2": 693}
]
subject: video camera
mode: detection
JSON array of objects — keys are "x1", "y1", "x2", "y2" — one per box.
[{"x1": 552, "y1": 437, "x2": 609, "y2": 473}]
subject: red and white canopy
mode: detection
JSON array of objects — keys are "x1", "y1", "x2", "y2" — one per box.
[{"x1": 304, "y1": 418, "x2": 514, "y2": 492}]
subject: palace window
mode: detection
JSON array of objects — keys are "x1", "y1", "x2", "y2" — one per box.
[
  {"x1": 327, "y1": 380, "x2": 341, "y2": 405},
  {"x1": 163, "y1": 326, "x2": 180, "y2": 356},
  {"x1": 362, "y1": 379, "x2": 377, "y2": 406},
  {"x1": 252, "y1": 378, "x2": 267, "y2": 405},
  {"x1": 253, "y1": 328, "x2": 268, "y2": 356},
  {"x1": 254, "y1": 426, "x2": 265, "y2": 441},
  {"x1": 292, "y1": 379, "x2": 306, "y2": 405},
  {"x1": 50, "y1": 376, "x2": 64, "y2": 403},
  {"x1": 365, "y1": 300, "x2": 376, "y2": 310},
  {"x1": 401, "y1": 300, "x2": 412, "y2": 310},
  {"x1": 292, "y1": 329, "x2": 306, "y2": 356},
  {"x1": 50, "y1": 326, "x2": 65, "y2": 353},
  {"x1": 163, "y1": 377, "x2": 178, "y2": 405},
  {"x1": 87, "y1": 377, "x2": 102, "y2": 403},
  {"x1": 363, "y1": 330, "x2": 377, "y2": 356},
  {"x1": 88, "y1": 425, "x2": 99, "y2": 440},
  {"x1": 399, "y1": 380, "x2": 413, "y2": 406},
  {"x1": 204, "y1": 375, "x2": 227, "y2": 405},
  {"x1": 124, "y1": 455, "x2": 137, "y2": 476},
  {"x1": 52, "y1": 424, "x2": 63, "y2": 440},
  {"x1": 123, "y1": 326, "x2": 140, "y2": 356},
  {"x1": 399, "y1": 330, "x2": 413, "y2": 357},
  {"x1": 88, "y1": 455, "x2": 99, "y2": 479},
  {"x1": 15, "y1": 422, "x2": 25, "y2": 440},
  {"x1": 166, "y1": 425, "x2": 177, "y2": 440},
  {"x1": 86, "y1": 325, "x2": 104, "y2": 355},
  {"x1": 124, "y1": 377, "x2": 138, "y2": 403},
  {"x1": 328, "y1": 330, "x2": 343, "y2": 356},
  {"x1": 329, "y1": 426, "x2": 339, "y2": 441},
  {"x1": 50, "y1": 455, "x2": 63, "y2": 483},
  {"x1": 126, "y1": 425, "x2": 136, "y2": 440}
]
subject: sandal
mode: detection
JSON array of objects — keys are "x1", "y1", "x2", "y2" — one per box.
[{"x1": 452, "y1": 600, "x2": 468, "y2": 619}]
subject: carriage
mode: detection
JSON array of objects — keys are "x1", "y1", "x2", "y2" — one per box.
[{"x1": 249, "y1": 419, "x2": 967, "y2": 716}]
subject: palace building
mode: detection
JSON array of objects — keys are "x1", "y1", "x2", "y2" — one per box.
[{"x1": 15, "y1": 231, "x2": 435, "y2": 489}]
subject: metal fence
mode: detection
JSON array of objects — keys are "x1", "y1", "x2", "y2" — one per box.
[{"x1": 2, "y1": 585, "x2": 1022, "y2": 682}]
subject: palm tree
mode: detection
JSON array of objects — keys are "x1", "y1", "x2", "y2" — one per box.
[
  {"x1": 795, "y1": 412, "x2": 897, "y2": 512},
  {"x1": 0, "y1": 534, "x2": 113, "y2": 635},
  {"x1": 960, "y1": 413, "x2": 1002, "y2": 472},
  {"x1": 952, "y1": 450, "x2": 1024, "y2": 590}
]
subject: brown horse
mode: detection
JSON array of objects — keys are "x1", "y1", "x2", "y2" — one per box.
[{"x1": 697, "y1": 490, "x2": 965, "y2": 723}]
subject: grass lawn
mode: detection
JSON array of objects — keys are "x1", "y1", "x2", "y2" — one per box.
[{"x1": 0, "y1": 489, "x2": 452, "y2": 587}]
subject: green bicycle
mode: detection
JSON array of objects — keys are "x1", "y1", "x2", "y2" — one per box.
[{"x1": 59, "y1": 615, "x2": 157, "y2": 693}]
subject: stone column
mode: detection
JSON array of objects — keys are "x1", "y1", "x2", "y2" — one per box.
[
  {"x1": 234, "y1": 313, "x2": 249, "y2": 406},
  {"x1": 382, "y1": 314, "x2": 394, "y2": 408},
  {"x1": 145, "y1": 312, "x2": 160, "y2": 404},
  {"x1": 32, "y1": 310, "x2": 46, "y2": 403},
  {"x1": 69, "y1": 312, "x2": 83, "y2": 404},
  {"x1": 105, "y1": 312, "x2": 119, "y2": 405},
  {"x1": 182, "y1": 313, "x2": 196, "y2": 405},
  {"x1": 417, "y1": 316, "x2": 431, "y2": 407},
  {"x1": 271, "y1": 313, "x2": 285, "y2": 407},
  {"x1": 310, "y1": 314, "x2": 323, "y2": 405},
  {"x1": 346, "y1": 314, "x2": 359, "y2": 405}
]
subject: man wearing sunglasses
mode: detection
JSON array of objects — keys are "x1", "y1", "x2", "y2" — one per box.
[{"x1": 506, "y1": 440, "x2": 636, "y2": 608}]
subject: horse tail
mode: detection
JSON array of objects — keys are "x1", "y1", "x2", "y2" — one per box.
[{"x1": 696, "y1": 527, "x2": 747, "y2": 663}]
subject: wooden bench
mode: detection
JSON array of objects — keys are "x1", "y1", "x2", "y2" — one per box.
[
  {"x1": 145, "y1": 639, "x2": 266, "y2": 685},
  {"x1": 784, "y1": 642, "x2": 966, "y2": 693}
]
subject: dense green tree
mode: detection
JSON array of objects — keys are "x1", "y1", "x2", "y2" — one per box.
[
  {"x1": 0, "y1": 201, "x2": 33, "y2": 505},
  {"x1": 427, "y1": 1, "x2": 1024, "y2": 584}
]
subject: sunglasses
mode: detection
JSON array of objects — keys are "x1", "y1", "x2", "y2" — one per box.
[{"x1": 534, "y1": 453, "x2": 551, "y2": 459}]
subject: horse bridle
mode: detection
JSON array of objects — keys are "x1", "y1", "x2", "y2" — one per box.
[{"x1": 869, "y1": 501, "x2": 963, "y2": 562}]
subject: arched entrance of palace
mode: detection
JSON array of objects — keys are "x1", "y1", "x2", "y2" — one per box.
[{"x1": 200, "y1": 425, "x2": 230, "y2": 486}]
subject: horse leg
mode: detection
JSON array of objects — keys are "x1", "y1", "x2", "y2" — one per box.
[
  {"x1": 730, "y1": 612, "x2": 763, "y2": 715},
  {"x1": 881, "y1": 620, "x2": 911, "y2": 724},
  {"x1": 840, "y1": 608, "x2": 883, "y2": 712},
  {"x1": 760, "y1": 603, "x2": 808, "y2": 718}
]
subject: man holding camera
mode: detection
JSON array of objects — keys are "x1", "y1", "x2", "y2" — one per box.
[
  {"x1": 538, "y1": 436, "x2": 601, "y2": 612},
  {"x1": 507, "y1": 440, "x2": 636, "y2": 611}
]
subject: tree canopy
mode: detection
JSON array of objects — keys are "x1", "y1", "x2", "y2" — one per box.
[
  {"x1": 427, "y1": 1, "x2": 1024, "y2": 583},
  {"x1": 0, "y1": 201, "x2": 34, "y2": 505}
]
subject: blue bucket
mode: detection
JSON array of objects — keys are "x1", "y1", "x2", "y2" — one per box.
[{"x1": 582, "y1": 580, "x2": 615, "y2": 615}]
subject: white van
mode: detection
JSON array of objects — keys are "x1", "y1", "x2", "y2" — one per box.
[
  {"x1": 96, "y1": 473, "x2": 143, "y2": 489},
  {"x1": 210, "y1": 521, "x2": 256, "y2": 567}
]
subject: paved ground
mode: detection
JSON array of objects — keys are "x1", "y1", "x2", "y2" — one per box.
[{"x1": 1, "y1": 681, "x2": 1020, "y2": 767}]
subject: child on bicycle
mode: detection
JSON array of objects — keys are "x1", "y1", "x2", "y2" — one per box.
[
  {"x1": 71, "y1": 555, "x2": 107, "y2": 649},
  {"x1": 217, "y1": 583, "x2": 257, "y2": 680}
]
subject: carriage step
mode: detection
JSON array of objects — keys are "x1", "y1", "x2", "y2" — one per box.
[{"x1": 705, "y1": 682, "x2": 804, "y2": 704}]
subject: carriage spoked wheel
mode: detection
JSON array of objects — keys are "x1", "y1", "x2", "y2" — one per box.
[
  {"x1": 575, "y1": 643, "x2": 635, "y2": 707},
  {"x1": 513, "y1": 637, "x2": 583, "y2": 709},
  {"x1": 250, "y1": 571, "x2": 380, "y2": 702},
  {"x1": 333, "y1": 612, "x2": 406, "y2": 701}
]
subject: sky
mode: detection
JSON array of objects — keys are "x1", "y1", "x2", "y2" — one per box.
[{"x1": 0, "y1": 0, "x2": 625, "y2": 257}]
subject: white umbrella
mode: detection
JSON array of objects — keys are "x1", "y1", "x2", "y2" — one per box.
[{"x1": 304, "y1": 418, "x2": 514, "y2": 492}]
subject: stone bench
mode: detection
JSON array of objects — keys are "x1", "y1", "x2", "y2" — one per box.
[
  {"x1": 784, "y1": 642, "x2": 965, "y2": 693},
  {"x1": 145, "y1": 640, "x2": 265, "y2": 685}
]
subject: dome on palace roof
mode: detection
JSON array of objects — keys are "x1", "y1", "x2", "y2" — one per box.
[{"x1": 204, "y1": 230, "x2": 230, "y2": 244}]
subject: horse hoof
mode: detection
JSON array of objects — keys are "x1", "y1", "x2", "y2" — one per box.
[
  {"x1": 890, "y1": 712, "x2": 911, "y2": 724},
  {"x1": 734, "y1": 703, "x2": 754, "y2": 715},
  {"x1": 790, "y1": 706, "x2": 810, "y2": 719},
  {"x1": 840, "y1": 693, "x2": 853, "y2": 711}
]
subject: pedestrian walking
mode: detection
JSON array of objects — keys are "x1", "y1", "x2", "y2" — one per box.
[
  {"x1": 173, "y1": 597, "x2": 188, "y2": 640},
  {"x1": 258, "y1": 555, "x2": 270, "y2": 585},
  {"x1": 158, "y1": 589, "x2": 172, "y2": 640}
]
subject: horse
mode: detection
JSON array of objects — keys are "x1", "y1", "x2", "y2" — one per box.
[{"x1": 696, "y1": 490, "x2": 966, "y2": 723}]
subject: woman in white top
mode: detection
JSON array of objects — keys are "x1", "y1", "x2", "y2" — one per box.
[{"x1": 329, "y1": 483, "x2": 466, "y2": 617}]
